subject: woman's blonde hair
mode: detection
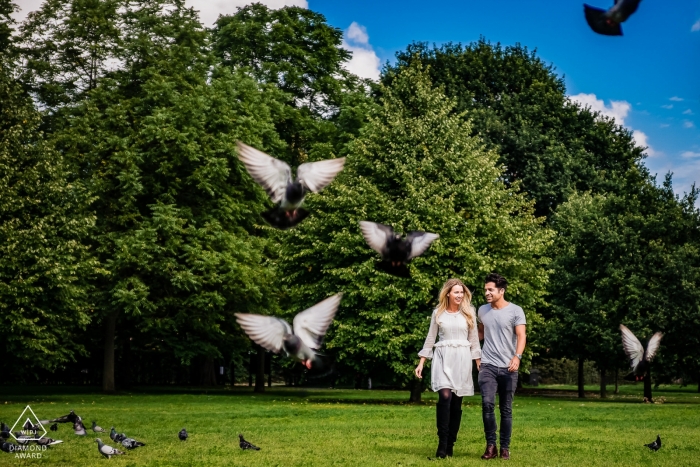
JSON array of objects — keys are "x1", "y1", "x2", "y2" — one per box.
[{"x1": 435, "y1": 278, "x2": 476, "y2": 329}]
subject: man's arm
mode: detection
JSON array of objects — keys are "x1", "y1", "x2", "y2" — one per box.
[
  {"x1": 507, "y1": 325, "x2": 526, "y2": 372},
  {"x1": 478, "y1": 322, "x2": 484, "y2": 341}
]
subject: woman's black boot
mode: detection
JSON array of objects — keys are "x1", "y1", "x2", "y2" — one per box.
[
  {"x1": 446, "y1": 408, "x2": 462, "y2": 457},
  {"x1": 435, "y1": 400, "x2": 450, "y2": 458}
]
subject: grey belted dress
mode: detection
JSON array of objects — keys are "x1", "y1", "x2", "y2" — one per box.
[{"x1": 418, "y1": 308, "x2": 482, "y2": 397}]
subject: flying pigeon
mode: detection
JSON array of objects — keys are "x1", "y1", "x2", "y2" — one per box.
[
  {"x1": 235, "y1": 293, "x2": 342, "y2": 370},
  {"x1": 620, "y1": 325, "x2": 663, "y2": 381},
  {"x1": 121, "y1": 437, "x2": 145, "y2": 450},
  {"x1": 584, "y1": 0, "x2": 642, "y2": 36},
  {"x1": 110, "y1": 427, "x2": 126, "y2": 443},
  {"x1": 50, "y1": 423, "x2": 58, "y2": 432},
  {"x1": 236, "y1": 141, "x2": 345, "y2": 229},
  {"x1": 74, "y1": 420, "x2": 86, "y2": 436},
  {"x1": 35, "y1": 437, "x2": 63, "y2": 447},
  {"x1": 96, "y1": 438, "x2": 125, "y2": 459},
  {"x1": 92, "y1": 421, "x2": 106, "y2": 433},
  {"x1": 359, "y1": 221, "x2": 440, "y2": 278},
  {"x1": 239, "y1": 434, "x2": 260, "y2": 450},
  {"x1": 644, "y1": 434, "x2": 661, "y2": 451},
  {"x1": 178, "y1": 428, "x2": 188, "y2": 441},
  {"x1": 1, "y1": 441, "x2": 17, "y2": 453},
  {"x1": 50, "y1": 410, "x2": 80, "y2": 424}
]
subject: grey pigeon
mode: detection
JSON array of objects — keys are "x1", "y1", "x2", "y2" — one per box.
[
  {"x1": 620, "y1": 325, "x2": 663, "y2": 381},
  {"x1": 584, "y1": 0, "x2": 642, "y2": 36},
  {"x1": 35, "y1": 437, "x2": 62, "y2": 447},
  {"x1": 359, "y1": 221, "x2": 439, "y2": 278},
  {"x1": 645, "y1": 434, "x2": 661, "y2": 451},
  {"x1": 50, "y1": 410, "x2": 80, "y2": 424},
  {"x1": 50, "y1": 423, "x2": 58, "y2": 432},
  {"x1": 110, "y1": 427, "x2": 126, "y2": 443},
  {"x1": 14, "y1": 433, "x2": 32, "y2": 445},
  {"x1": 121, "y1": 437, "x2": 145, "y2": 450},
  {"x1": 178, "y1": 428, "x2": 188, "y2": 441},
  {"x1": 74, "y1": 420, "x2": 86, "y2": 436},
  {"x1": 239, "y1": 434, "x2": 260, "y2": 450},
  {"x1": 92, "y1": 421, "x2": 106, "y2": 433},
  {"x1": 96, "y1": 438, "x2": 125, "y2": 459},
  {"x1": 1, "y1": 441, "x2": 17, "y2": 453},
  {"x1": 236, "y1": 293, "x2": 342, "y2": 369},
  {"x1": 237, "y1": 141, "x2": 345, "y2": 229}
]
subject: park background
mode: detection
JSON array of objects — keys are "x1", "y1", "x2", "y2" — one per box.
[{"x1": 1, "y1": 0, "x2": 700, "y2": 464}]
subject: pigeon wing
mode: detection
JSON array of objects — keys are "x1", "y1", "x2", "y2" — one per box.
[
  {"x1": 235, "y1": 313, "x2": 291, "y2": 353},
  {"x1": 292, "y1": 293, "x2": 343, "y2": 350},
  {"x1": 359, "y1": 221, "x2": 394, "y2": 256},
  {"x1": 296, "y1": 157, "x2": 346, "y2": 193},
  {"x1": 406, "y1": 231, "x2": 440, "y2": 259},
  {"x1": 236, "y1": 142, "x2": 292, "y2": 203},
  {"x1": 644, "y1": 332, "x2": 663, "y2": 362},
  {"x1": 620, "y1": 325, "x2": 644, "y2": 369}
]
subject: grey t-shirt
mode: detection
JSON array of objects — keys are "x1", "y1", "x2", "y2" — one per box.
[{"x1": 478, "y1": 303, "x2": 526, "y2": 368}]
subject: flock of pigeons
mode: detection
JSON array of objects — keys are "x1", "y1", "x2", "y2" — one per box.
[
  {"x1": 1, "y1": 410, "x2": 262, "y2": 458},
  {"x1": 234, "y1": 142, "x2": 440, "y2": 369}
]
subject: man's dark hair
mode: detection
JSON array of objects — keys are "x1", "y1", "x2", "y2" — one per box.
[{"x1": 484, "y1": 272, "x2": 508, "y2": 290}]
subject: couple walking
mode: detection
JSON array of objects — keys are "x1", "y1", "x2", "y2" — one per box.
[{"x1": 414, "y1": 273, "x2": 526, "y2": 460}]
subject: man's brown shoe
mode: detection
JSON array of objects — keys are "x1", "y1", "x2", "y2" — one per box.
[
  {"x1": 481, "y1": 444, "x2": 497, "y2": 460},
  {"x1": 500, "y1": 448, "x2": 510, "y2": 460}
]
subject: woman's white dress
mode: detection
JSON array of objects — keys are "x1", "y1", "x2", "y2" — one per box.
[{"x1": 418, "y1": 309, "x2": 482, "y2": 397}]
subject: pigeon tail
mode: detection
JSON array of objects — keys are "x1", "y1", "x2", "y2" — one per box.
[
  {"x1": 584, "y1": 4, "x2": 623, "y2": 35},
  {"x1": 376, "y1": 261, "x2": 411, "y2": 278},
  {"x1": 261, "y1": 207, "x2": 310, "y2": 229}
]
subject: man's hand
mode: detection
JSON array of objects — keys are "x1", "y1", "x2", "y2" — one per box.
[
  {"x1": 475, "y1": 359, "x2": 481, "y2": 371},
  {"x1": 507, "y1": 356, "x2": 520, "y2": 372}
]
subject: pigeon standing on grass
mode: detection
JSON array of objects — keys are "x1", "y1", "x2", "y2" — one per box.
[
  {"x1": 121, "y1": 437, "x2": 145, "y2": 450},
  {"x1": 110, "y1": 427, "x2": 126, "y2": 443},
  {"x1": 35, "y1": 437, "x2": 63, "y2": 447},
  {"x1": 0, "y1": 423, "x2": 9, "y2": 433},
  {"x1": 96, "y1": 438, "x2": 125, "y2": 459},
  {"x1": 236, "y1": 293, "x2": 342, "y2": 370},
  {"x1": 584, "y1": 0, "x2": 642, "y2": 35},
  {"x1": 92, "y1": 421, "x2": 106, "y2": 433},
  {"x1": 359, "y1": 221, "x2": 440, "y2": 278},
  {"x1": 236, "y1": 142, "x2": 346, "y2": 229},
  {"x1": 74, "y1": 420, "x2": 86, "y2": 436},
  {"x1": 239, "y1": 434, "x2": 260, "y2": 450},
  {"x1": 620, "y1": 325, "x2": 663, "y2": 381},
  {"x1": 178, "y1": 428, "x2": 188, "y2": 441},
  {"x1": 645, "y1": 435, "x2": 661, "y2": 451},
  {"x1": 1, "y1": 441, "x2": 17, "y2": 453},
  {"x1": 50, "y1": 423, "x2": 58, "y2": 432}
]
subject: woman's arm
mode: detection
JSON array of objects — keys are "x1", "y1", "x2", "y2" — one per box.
[
  {"x1": 415, "y1": 357, "x2": 427, "y2": 378},
  {"x1": 415, "y1": 312, "x2": 438, "y2": 378}
]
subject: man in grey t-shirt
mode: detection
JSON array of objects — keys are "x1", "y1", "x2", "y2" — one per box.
[{"x1": 477, "y1": 273, "x2": 526, "y2": 460}]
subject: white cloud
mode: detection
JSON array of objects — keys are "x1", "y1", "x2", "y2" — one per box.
[
  {"x1": 683, "y1": 120, "x2": 696, "y2": 129},
  {"x1": 681, "y1": 151, "x2": 700, "y2": 159},
  {"x1": 632, "y1": 130, "x2": 659, "y2": 157},
  {"x1": 185, "y1": 0, "x2": 307, "y2": 26},
  {"x1": 568, "y1": 93, "x2": 631, "y2": 126},
  {"x1": 342, "y1": 22, "x2": 381, "y2": 81},
  {"x1": 683, "y1": 109, "x2": 694, "y2": 115},
  {"x1": 692, "y1": 19, "x2": 700, "y2": 32},
  {"x1": 662, "y1": 104, "x2": 674, "y2": 109},
  {"x1": 669, "y1": 96, "x2": 684, "y2": 101}
]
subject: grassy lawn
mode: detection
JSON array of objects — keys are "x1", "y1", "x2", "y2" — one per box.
[{"x1": 0, "y1": 384, "x2": 698, "y2": 466}]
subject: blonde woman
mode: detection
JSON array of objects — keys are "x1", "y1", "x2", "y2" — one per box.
[{"x1": 415, "y1": 278, "x2": 482, "y2": 458}]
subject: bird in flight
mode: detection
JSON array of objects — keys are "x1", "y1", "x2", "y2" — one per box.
[
  {"x1": 584, "y1": 0, "x2": 642, "y2": 36},
  {"x1": 620, "y1": 324, "x2": 663, "y2": 381}
]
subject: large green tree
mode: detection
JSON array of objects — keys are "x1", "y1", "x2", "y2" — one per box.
[
  {"x1": 272, "y1": 62, "x2": 552, "y2": 400},
  {"x1": 52, "y1": 0, "x2": 282, "y2": 391},
  {"x1": 383, "y1": 40, "x2": 646, "y2": 218}
]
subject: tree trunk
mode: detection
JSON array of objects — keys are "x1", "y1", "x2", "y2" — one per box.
[
  {"x1": 408, "y1": 379, "x2": 423, "y2": 402},
  {"x1": 614, "y1": 367, "x2": 619, "y2": 395},
  {"x1": 643, "y1": 373, "x2": 653, "y2": 402},
  {"x1": 600, "y1": 368, "x2": 607, "y2": 399},
  {"x1": 200, "y1": 356, "x2": 216, "y2": 386},
  {"x1": 254, "y1": 347, "x2": 265, "y2": 393},
  {"x1": 578, "y1": 357, "x2": 585, "y2": 398},
  {"x1": 102, "y1": 311, "x2": 118, "y2": 393}
]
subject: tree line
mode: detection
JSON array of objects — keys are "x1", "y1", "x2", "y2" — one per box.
[{"x1": 1, "y1": 0, "x2": 698, "y2": 399}]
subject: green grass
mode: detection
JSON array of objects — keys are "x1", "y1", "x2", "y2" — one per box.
[{"x1": 0, "y1": 384, "x2": 698, "y2": 466}]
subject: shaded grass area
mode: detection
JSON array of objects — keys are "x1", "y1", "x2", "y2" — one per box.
[{"x1": 0, "y1": 385, "x2": 698, "y2": 466}]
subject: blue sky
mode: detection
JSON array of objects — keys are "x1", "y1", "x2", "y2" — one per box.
[
  {"x1": 310, "y1": 0, "x2": 700, "y2": 195},
  {"x1": 13, "y1": 0, "x2": 700, "y2": 194}
]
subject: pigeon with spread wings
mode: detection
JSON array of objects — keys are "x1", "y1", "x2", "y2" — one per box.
[
  {"x1": 236, "y1": 142, "x2": 345, "y2": 229},
  {"x1": 235, "y1": 293, "x2": 342, "y2": 369},
  {"x1": 360, "y1": 221, "x2": 439, "y2": 278},
  {"x1": 584, "y1": 0, "x2": 642, "y2": 36},
  {"x1": 620, "y1": 324, "x2": 663, "y2": 382}
]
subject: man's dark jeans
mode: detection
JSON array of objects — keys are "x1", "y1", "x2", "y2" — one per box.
[{"x1": 478, "y1": 363, "x2": 518, "y2": 449}]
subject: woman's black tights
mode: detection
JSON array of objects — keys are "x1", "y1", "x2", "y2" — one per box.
[{"x1": 438, "y1": 388, "x2": 463, "y2": 411}]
